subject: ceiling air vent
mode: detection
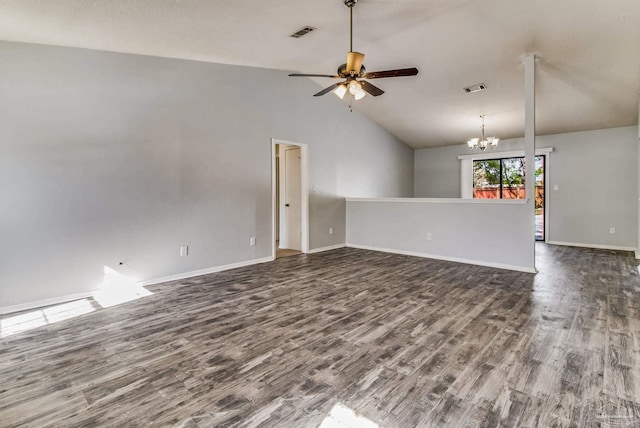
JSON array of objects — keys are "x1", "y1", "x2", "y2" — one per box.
[
  {"x1": 290, "y1": 26, "x2": 317, "y2": 38},
  {"x1": 464, "y1": 83, "x2": 487, "y2": 93}
]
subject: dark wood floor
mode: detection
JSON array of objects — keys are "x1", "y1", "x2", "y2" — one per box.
[{"x1": 2, "y1": 244, "x2": 640, "y2": 427}]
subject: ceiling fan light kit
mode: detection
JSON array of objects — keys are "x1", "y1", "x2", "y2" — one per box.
[
  {"x1": 333, "y1": 84, "x2": 348, "y2": 99},
  {"x1": 288, "y1": 0, "x2": 418, "y2": 100},
  {"x1": 467, "y1": 115, "x2": 499, "y2": 150}
]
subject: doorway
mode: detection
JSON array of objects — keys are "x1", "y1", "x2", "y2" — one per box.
[
  {"x1": 534, "y1": 155, "x2": 545, "y2": 241},
  {"x1": 272, "y1": 139, "x2": 309, "y2": 258}
]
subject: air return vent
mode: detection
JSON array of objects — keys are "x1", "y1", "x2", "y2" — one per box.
[
  {"x1": 464, "y1": 83, "x2": 487, "y2": 93},
  {"x1": 290, "y1": 26, "x2": 316, "y2": 38}
]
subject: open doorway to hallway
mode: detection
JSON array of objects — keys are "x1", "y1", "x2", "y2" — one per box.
[{"x1": 272, "y1": 139, "x2": 309, "y2": 258}]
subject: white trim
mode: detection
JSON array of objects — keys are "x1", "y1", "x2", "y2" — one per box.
[
  {"x1": 301, "y1": 145, "x2": 309, "y2": 254},
  {"x1": 460, "y1": 158, "x2": 472, "y2": 198},
  {"x1": 457, "y1": 147, "x2": 553, "y2": 160},
  {"x1": 548, "y1": 241, "x2": 636, "y2": 252},
  {"x1": 271, "y1": 138, "x2": 309, "y2": 258},
  {"x1": 543, "y1": 153, "x2": 550, "y2": 243},
  {"x1": 138, "y1": 256, "x2": 274, "y2": 287},
  {"x1": 0, "y1": 291, "x2": 96, "y2": 315},
  {"x1": 272, "y1": 142, "x2": 277, "y2": 259},
  {"x1": 1, "y1": 255, "x2": 281, "y2": 314},
  {"x1": 346, "y1": 243, "x2": 537, "y2": 273},
  {"x1": 346, "y1": 197, "x2": 528, "y2": 205},
  {"x1": 308, "y1": 243, "x2": 346, "y2": 254}
]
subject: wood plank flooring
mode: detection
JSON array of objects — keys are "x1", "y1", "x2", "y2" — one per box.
[
  {"x1": 275, "y1": 248, "x2": 302, "y2": 259},
  {"x1": 1, "y1": 244, "x2": 640, "y2": 427}
]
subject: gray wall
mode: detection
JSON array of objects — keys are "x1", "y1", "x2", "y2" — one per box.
[
  {"x1": 414, "y1": 126, "x2": 638, "y2": 249},
  {"x1": 347, "y1": 199, "x2": 534, "y2": 271},
  {"x1": 414, "y1": 145, "x2": 463, "y2": 198},
  {"x1": 0, "y1": 41, "x2": 414, "y2": 310}
]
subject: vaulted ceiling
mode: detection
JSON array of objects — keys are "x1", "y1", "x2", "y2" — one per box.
[{"x1": 1, "y1": 0, "x2": 639, "y2": 148}]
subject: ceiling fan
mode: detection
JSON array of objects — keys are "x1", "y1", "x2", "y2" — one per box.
[{"x1": 289, "y1": 0, "x2": 419, "y2": 100}]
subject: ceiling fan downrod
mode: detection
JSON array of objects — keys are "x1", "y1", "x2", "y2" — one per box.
[{"x1": 345, "y1": 0, "x2": 357, "y2": 52}]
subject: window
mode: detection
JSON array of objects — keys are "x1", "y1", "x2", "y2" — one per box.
[
  {"x1": 473, "y1": 155, "x2": 545, "y2": 240},
  {"x1": 473, "y1": 157, "x2": 526, "y2": 199},
  {"x1": 459, "y1": 148, "x2": 552, "y2": 241}
]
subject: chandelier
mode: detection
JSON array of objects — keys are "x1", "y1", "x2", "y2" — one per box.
[{"x1": 467, "y1": 115, "x2": 499, "y2": 150}]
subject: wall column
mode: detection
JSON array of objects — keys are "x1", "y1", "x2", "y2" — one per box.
[{"x1": 523, "y1": 54, "x2": 536, "y2": 270}]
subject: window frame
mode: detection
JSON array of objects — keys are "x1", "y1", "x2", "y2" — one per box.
[{"x1": 459, "y1": 147, "x2": 553, "y2": 243}]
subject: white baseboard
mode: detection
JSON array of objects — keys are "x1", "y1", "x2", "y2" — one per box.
[
  {"x1": 308, "y1": 243, "x2": 346, "y2": 254},
  {"x1": 0, "y1": 291, "x2": 96, "y2": 315},
  {"x1": 138, "y1": 256, "x2": 275, "y2": 287},
  {"x1": 548, "y1": 241, "x2": 636, "y2": 252},
  {"x1": 1, "y1": 257, "x2": 276, "y2": 315},
  {"x1": 346, "y1": 243, "x2": 537, "y2": 273}
]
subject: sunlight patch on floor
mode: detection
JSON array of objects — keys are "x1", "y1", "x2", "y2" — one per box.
[
  {"x1": 0, "y1": 299, "x2": 95, "y2": 338},
  {"x1": 1, "y1": 266, "x2": 153, "y2": 337},
  {"x1": 318, "y1": 403, "x2": 381, "y2": 428},
  {"x1": 93, "y1": 266, "x2": 152, "y2": 308}
]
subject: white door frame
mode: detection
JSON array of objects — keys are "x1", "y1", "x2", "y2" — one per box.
[{"x1": 271, "y1": 138, "x2": 309, "y2": 258}]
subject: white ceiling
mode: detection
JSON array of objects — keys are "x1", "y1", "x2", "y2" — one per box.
[{"x1": 1, "y1": 0, "x2": 639, "y2": 148}]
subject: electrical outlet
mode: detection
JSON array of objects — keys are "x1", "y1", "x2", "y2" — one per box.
[
  {"x1": 329, "y1": 227, "x2": 333, "y2": 235},
  {"x1": 610, "y1": 227, "x2": 616, "y2": 234},
  {"x1": 180, "y1": 245, "x2": 189, "y2": 256},
  {"x1": 427, "y1": 233, "x2": 432, "y2": 241},
  {"x1": 250, "y1": 236, "x2": 256, "y2": 246},
  {"x1": 553, "y1": 184, "x2": 559, "y2": 191}
]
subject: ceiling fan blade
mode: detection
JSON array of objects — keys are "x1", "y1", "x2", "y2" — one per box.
[
  {"x1": 313, "y1": 82, "x2": 343, "y2": 97},
  {"x1": 346, "y1": 51, "x2": 365, "y2": 74},
  {"x1": 289, "y1": 73, "x2": 341, "y2": 78},
  {"x1": 360, "y1": 80, "x2": 385, "y2": 97},
  {"x1": 363, "y1": 67, "x2": 419, "y2": 79}
]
